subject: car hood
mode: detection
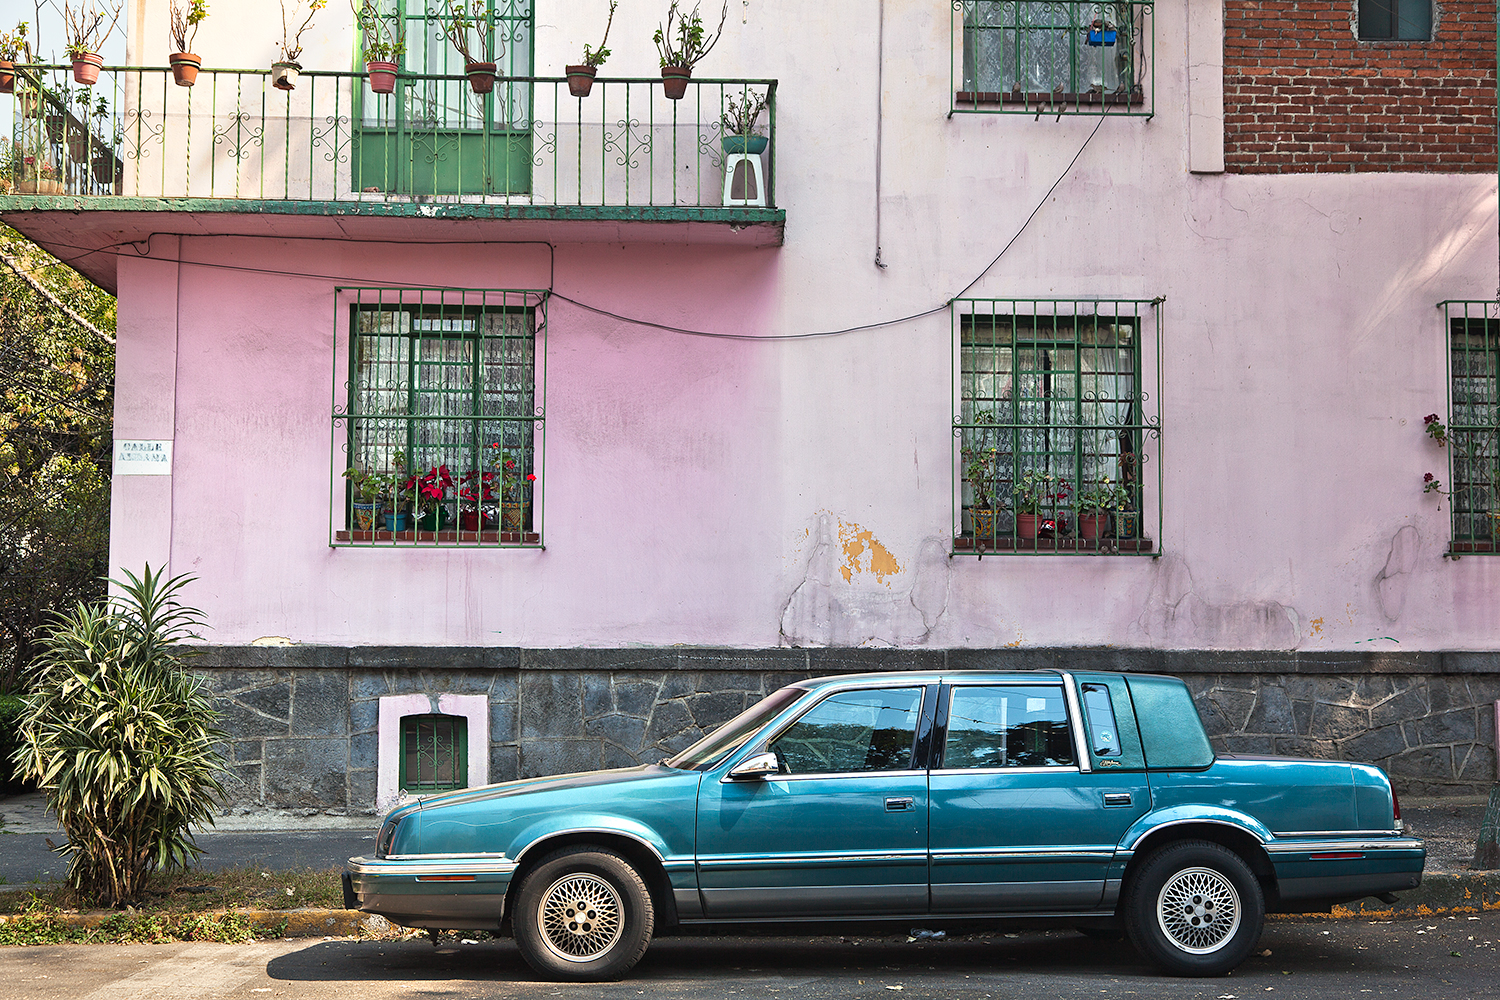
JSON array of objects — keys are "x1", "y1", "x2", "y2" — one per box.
[{"x1": 414, "y1": 763, "x2": 684, "y2": 812}]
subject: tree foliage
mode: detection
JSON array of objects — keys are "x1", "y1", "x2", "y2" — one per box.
[
  {"x1": 0, "y1": 225, "x2": 115, "y2": 693},
  {"x1": 14, "y1": 566, "x2": 227, "y2": 908}
]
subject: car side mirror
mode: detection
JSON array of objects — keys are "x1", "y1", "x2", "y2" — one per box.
[{"x1": 727, "y1": 751, "x2": 779, "y2": 780}]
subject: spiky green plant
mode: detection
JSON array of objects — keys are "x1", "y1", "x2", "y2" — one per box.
[{"x1": 13, "y1": 566, "x2": 226, "y2": 908}]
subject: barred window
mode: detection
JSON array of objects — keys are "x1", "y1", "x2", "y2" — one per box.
[
  {"x1": 1442, "y1": 302, "x2": 1500, "y2": 553},
  {"x1": 333, "y1": 287, "x2": 546, "y2": 547},
  {"x1": 401, "y1": 713, "x2": 467, "y2": 794},
  {"x1": 953, "y1": 299, "x2": 1160, "y2": 554},
  {"x1": 953, "y1": 0, "x2": 1153, "y2": 115}
]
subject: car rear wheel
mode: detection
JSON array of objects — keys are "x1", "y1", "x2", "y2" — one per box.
[
  {"x1": 512, "y1": 847, "x2": 654, "y2": 981},
  {"x1": 1124, "y1": 840, "x2": 1264, "y2": 976}
]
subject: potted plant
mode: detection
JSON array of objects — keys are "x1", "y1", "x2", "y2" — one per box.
[
  {"x1": 409, "y1": 463, "x2": 455, "y2": 532},
  {"x1": 15, "y1": 143, "x2": 61, "y2": 195},
  {"x1": 565, "y1": 0, "x2": 615, "y2": 98},
  {"x1": 0, "y1": 22, "x2": 30, "y2": 96},
  {"x1": 63, "y1": 0, "x2": 121, "y2": 86},
  {"x1": 1422, "y1": 412, "x2": 1500, "y2": 540},
  {"x1": 1015, "y1": 470, "x2": 1071, "y2": 540},
  {"x1": 720, "y1": 88, "x2": 769, "y2": 155},
  {"x1": 273, "y1": 0, "x2": 326, "y2": 91},
  {"x1": 342, "y1": 465, "x2": 389, "y2": 531},
  {"x1": 352, "y1": 0, "x2": 403, "y2": 95},
  {"x1": 1076, "y1": 477, "x2": 1130, "y2": 541},
  {"x1": 442, "y1": 0, "x2": 500, "y2": 95},
  {"x1": 652, "y1": 0, "x2": 728, "y2": 100},
  {"x1": 962, "y1": 443, "x2": 1005, "y2": 541},
  {"x1": 168, "y1": 0, "x2": 207, "y2": 87}
]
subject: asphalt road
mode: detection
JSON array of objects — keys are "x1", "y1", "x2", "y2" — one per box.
[
  {"x1": 0, "y1": 831, "x2": 376, "y2": 886},
  {"x1": 1, "y1": 913, "x2": 1497, "y2": 1000}
]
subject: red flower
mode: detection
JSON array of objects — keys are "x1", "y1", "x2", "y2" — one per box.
[
  {"x1": 526, "y1": 473, "x2": 537, "y2": 481},
  {"x1": 1424, "y1": 472, "x2": 1435, "y2": 483}
]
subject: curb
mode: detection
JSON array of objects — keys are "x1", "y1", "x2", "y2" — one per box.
[{"x1": 0, "y1": 907, "x2": 397, "y2": 938}]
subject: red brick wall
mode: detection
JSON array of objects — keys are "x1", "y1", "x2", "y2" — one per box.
[{"x1": 1224, "y1": 0, "x2": 1497, "y2": 172}]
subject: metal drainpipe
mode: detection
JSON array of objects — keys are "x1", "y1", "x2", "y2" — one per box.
[{"x1": 875, "y1": 0, "x2": 888, "y2": 269}]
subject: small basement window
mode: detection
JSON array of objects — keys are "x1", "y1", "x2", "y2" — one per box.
[
  {"x1": 401, "y1": 713, "x2": 468, "y2": 794},
  {"x1": 1357, "y1": 0, "x2": 1431, "y2": 40}
]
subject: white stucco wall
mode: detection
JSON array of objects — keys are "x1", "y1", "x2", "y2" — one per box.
[{"x1": 108, "y1": 0, "x2": 1500, "y2": 652}]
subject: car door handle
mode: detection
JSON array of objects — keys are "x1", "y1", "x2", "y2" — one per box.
[
  {"x1": 885, "y1": 796, "x2": 914, "y2": 812},
  {"x1": 1103, "y1": 793, "x2": 1133, "y2": 807}
]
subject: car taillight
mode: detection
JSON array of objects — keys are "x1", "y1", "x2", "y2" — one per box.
[{"x1": 377, "y1": 819, "x2": 397, "y2": 858}]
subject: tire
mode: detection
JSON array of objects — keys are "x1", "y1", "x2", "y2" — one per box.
[
  {"x1": 512, "y1": 847, "x2": 655, "y2": 981},
  {"x1": 1123, "y1": 840, "x2": 1264, "y2": 977}
]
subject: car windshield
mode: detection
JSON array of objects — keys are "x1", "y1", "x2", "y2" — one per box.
[{"x1": 666, "y1": 686, "x2": 807, "y2": 771}]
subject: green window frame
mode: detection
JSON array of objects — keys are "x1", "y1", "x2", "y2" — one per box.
[
  {"x1": 401, "y1": 713, "x2": 468, "y2": 794},
  {"x1": 951, "y1": 0, "x2": 1154, "y2": 116},
  {"x1": 1439, "y1": 301, "x2": 1500, "y2": 553},
  {"x1": 353, "y1": 0, "x2": 534, "y2": 196},
  {"x1": 333, "y1": 286, "x2": 548, "y2": 547},
  {"x1": 1357, "y1": 0, "x2": 1431, "y2": 40},
  {"x1": 952, "y1": 298, "x2": 1162, "y2": 555}
]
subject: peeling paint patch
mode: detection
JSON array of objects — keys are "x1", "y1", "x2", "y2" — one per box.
[
  {"x1": 838, "y1": 520, "x2": 903, "y2": 586},
  {"x1": 1309, "y1": 617, "x2": 1324, "y2": 636}
]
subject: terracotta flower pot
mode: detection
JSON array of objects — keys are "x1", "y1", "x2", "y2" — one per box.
[
  {"x1": 271, "y1": 61, "x2": 300, "y2": 91},
  {"x1": 170, "y1": 52, "x2": 201, "y2": 87},
  {"x1": 72, "y1": 52, "x2": 103, "y2": 86},
  {"x1": 1077, "y1": 512, "x2": 1108, "y2": 540},
  {"x1": 465, "y1": 61, "x2": 496, "y2": 94},
  {"x1": 1017, "y1": 512, "x2": 1042, "y2": 539},
  {"x1": 661, "y1": 65, "x2": 691, "y2": 100},
  {"x1": 0, "y1": 61, "x2": 14, "y2": 95},
  {"x1": 565, "y1": 64, "x2": 596, "y2": 97},
  {"x1": 366, "y1": 59, "x2": 398, "y2": 95}
]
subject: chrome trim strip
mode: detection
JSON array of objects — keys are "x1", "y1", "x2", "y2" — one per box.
[
  {"x1": 349, "y1": 856, "x2": 518, "y2": 878},
  {"x1": 930, "y1": 765, "x2": 1081, "y2": 776},
  {"x1": 385, "y1": 852, "x2": 509, "y2": 861},
  {"x1": 513, "y1": 826, "x2": 667, "y2": 865},
  {"x1": 1059, "y1": 671, "x2": 1091, "y2": 773},
  {"x1": 1272, "y1": 830, "x2": 1410, "y2": 838},
  {"x1": 760, "y1": 769, "x2": 929, "y2": 782},
  {"x1": 696, "y1": 850, "x2": 929, "y2": 870},
  {"x1": 1125, "y1": 818, "x2": 1267, "y2": 852},
  {"x1": 931, "y1": 848, "x2": 1116, "y2": 862},
  {"x1": 1264, "y1": 838, "x2": 1425, "y2": 855}
]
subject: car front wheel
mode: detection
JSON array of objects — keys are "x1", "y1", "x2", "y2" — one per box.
[
  {"x1": 512, "y1": 847, "x2": 655, "y2": 981},
  {"x1": 1124, "y1": 840, "x2": 1264, "y2": 976}
]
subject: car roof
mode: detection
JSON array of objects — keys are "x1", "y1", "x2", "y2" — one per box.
[{"x1": 791, "y1": 669, "x2": 1068, "y2": 693}]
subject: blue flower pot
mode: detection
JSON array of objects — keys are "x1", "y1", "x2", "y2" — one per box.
[
  {"x1": 1086, "y1": 28, "x2": 1117, "y2": 46},
  {"x1": 384, "y1": 511, "x2": 410, "y2": 531},
  {"x1": 721, "y1": 134, "x2": 769, "y2": 156}
]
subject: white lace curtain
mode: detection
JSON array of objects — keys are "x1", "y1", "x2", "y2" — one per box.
[{"x1": 962, "y1": 1, "x2": 1134, "y2": 94}]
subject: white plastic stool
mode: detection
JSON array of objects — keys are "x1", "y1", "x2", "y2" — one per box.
[{"x1": 722, "y1": 152, "x2": 766, "y2": 207}]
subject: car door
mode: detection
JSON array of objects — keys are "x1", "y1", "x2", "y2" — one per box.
[
  {"x1": 928, "y1": 677, "x2": 1149, "y2": 912},
  {"x1": 695, "y1": 683, "x2": 934, "y2": 919}
]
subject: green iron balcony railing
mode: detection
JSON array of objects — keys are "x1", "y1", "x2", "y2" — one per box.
[
  {"x1": 2, "y1": 65, "x2": 778, "y2": 212},
  {"x1": 950, "y1": 0, "x2": 1154, "y2": 117}
]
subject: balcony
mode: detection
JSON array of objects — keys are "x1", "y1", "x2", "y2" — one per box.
[{"x1": 0, "y1": 65, "x2": 784, "y2": 284}]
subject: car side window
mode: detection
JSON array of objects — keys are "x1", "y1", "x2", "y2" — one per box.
[
  {"x1": 770, "y1": 687, "x2": 924, "y2": 774},
  {"x1": 941, "y1": 685, "x2": 1075, "y2": 768},
  {"x1": 1080, "y1": 683, "x2": 1122, "y2": 757}
]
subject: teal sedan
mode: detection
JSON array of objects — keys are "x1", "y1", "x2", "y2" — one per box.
[{"x1": 345, "y1": 670, "x2": 1423, "y2": 980}]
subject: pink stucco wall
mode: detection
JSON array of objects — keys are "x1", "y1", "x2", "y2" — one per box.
[{"x1": 109, "y1": 0, "x2": 1500, "y2": 651}]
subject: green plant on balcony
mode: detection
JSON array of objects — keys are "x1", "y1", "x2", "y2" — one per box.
[
  {"x1": 565, "y1": 0, "x2": 616, "y2": 97},
  {"x1": 168, "y1": 0, "x2": 208, "y2": 87},
  {"x1": 273, "y1": 0, "x2": 326, "y2": 90},
  {"x1": 720, "y1": 88, "x2": 768, "y2": 154},
  {"x1": 1076, "y1": 476, "x2": 1130, "y2": 540},
  {"x1": 442, "y1": 0, "x2": 501, "y2": 93},
  {"x1": 652, "y1": 0, "x2": 728, "y2": 98},
  {"x1": 1423, "y1": 412, "x2": 1500, "y2": 538},
  {"x1": 62, "y1": 0, "x2": 120, "y2": 86},
  {"x1": 0, "y1": 21, "x2": 30, "y2": 96},
  {"x1": 352, "y1": 0, "x2": 404, "y2": 94}
]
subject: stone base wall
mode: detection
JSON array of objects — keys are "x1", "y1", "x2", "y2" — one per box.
[{"x1": 194, "y1": 647, "x2": 1500, "y2": 815}]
